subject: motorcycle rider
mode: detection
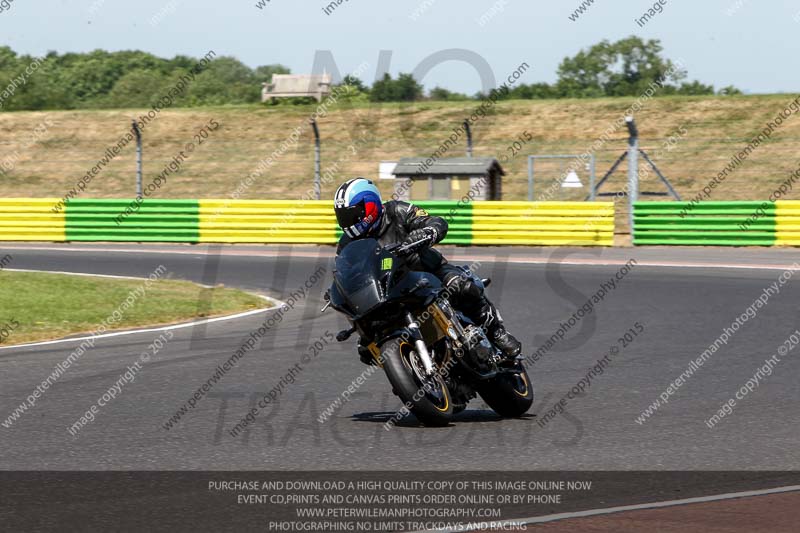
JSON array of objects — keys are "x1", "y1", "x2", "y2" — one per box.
[{"x1": 333, "y1": 177, "x2": 522, "y2": 366}]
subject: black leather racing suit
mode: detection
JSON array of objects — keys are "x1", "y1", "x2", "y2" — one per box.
[{"x1": 336, "y1": 200, "x2": 519, "y2": 361}]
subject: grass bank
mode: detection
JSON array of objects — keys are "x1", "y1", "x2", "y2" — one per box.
[
  {"x1": 0, "y1": 270, "x2": 269, "y2": 345},
  {"x1": 0, "y1": 94, "x2": 798, "y2": 203}
]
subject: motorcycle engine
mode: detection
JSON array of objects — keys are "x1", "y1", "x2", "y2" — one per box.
[{"x1": 462, "y1": 325, "x2": 497, "y2": 368}]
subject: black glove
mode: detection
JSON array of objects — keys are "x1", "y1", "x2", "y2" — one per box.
[{"x1": 403, "y1": 227, "x2": 438, "y2": 249}]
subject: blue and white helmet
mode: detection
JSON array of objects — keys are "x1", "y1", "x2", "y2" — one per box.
[{"x1": 333, "y1": 178, "x2": 384, "y2": 238}]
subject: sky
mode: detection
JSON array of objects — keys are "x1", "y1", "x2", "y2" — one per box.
[{"x1": 1, "y1": 0, "x2": 798, "y2": 95}]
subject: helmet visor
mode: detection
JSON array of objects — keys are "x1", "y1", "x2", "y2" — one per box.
[{"x1": 335, "y1": 200, "x2": 366, "y2": 230}]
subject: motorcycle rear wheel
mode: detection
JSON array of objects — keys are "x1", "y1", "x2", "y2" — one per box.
[
  {"x1": 381, "y1": 338, "x2": 453, "y2": 427},
  {"x1": 477, "y1": 363, "x2": 534, "y2": 418}
]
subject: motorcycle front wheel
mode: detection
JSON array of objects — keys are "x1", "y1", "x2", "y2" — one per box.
[{"x1": 381, "y1": 338, "x2": 453, "y2": 427}]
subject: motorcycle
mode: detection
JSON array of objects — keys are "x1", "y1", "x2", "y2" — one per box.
[{"x1": 322, "y1": 236, "x2": 533, "y2": 426}]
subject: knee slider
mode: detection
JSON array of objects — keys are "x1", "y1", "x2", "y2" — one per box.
[{"x1": 445, "y1": 272, "x2": 483, "y2": 302}]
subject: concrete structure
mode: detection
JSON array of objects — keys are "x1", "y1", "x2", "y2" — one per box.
[{"x1": 262, "y1": 74, "x2": 332, "y2": 103}]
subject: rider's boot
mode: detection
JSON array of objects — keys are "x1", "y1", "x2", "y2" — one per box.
[{"x1": 481, "y1": 305, "x2": 522, "y2": 361}]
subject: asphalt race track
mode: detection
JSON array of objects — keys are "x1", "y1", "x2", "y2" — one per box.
[{"x1": 2, "y1": 243, "x2": 799, "y2": 477}]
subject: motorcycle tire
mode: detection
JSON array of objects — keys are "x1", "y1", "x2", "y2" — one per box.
[
  {"x1": 477, "y1": 363, "x2": 534, "y2": 418},
  {"x1": 380, "y1": 338, "x2": 453, "y2": 427}
]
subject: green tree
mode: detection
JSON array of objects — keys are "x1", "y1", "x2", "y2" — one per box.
[
  {"x1": 508, "y1": 82, "x2": 557, "y2": 100},
  {"x1": 0, "y1": 46, "x2": 19, "y2": 71},
  {"x1": 11, "y1": 58, "x2": 74, "y2": 110},
  {"x1": 429, "y1": 86, "x2": 469, "y2": 101},
  {"x1": 718, "y1": 85, "x2": 743, "y2": 96},
  {"x1": 254, "y1": 64, "x2": 291, "y2": 85},
  {"x1": 0, "y1": 44, "x2": 737, "y2": 110},
  {"x1": 369, "y1": 73, "x2": 393, "y2": 102},
  {"x1": 369, "y1": 73, "x2": 423, "y2": 102},
  {"x1": 394, "y1": 73, "x2": 424, "y2": 101},
  {"x1": 675, "y1": 81, "x2": 715, "y2": 95},
  {"x1": 104, "y1": 69, "x2": 172, "y2": 108},
  {"x1": 330, "y1": 75, "x2": 369, "y2": 103},
  {"x1": 341, "y1": 74, "x2": 367, "y2": 92},
  {"x1": 556, "y1": 36, "x2": 695, "y2": 97},
  {"x1": 556, "y1": 40, "x2": 617, "y2": 97},
  {"x1": 166, "y1": 55, "x2": 199, "y2": 73},
  {"x1": 186, "y1": 56, "x2": 260, "y2": 105}
]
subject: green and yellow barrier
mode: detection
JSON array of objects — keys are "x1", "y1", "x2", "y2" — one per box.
[
  {"x1": 776, "y1": 201, "x2": 800, "y2": 245},
  {"x1": 0, "y1": 199, "x2": 66, "y2": 241},
  {"x1": 633, "y1": 201, "x2": 800, "y2": 246},
  {"x1": 66, "y1": 199, "x2": 200, "y2": 242},
  {"x1": 0, "y1": 198, "x2": 614, "y2": 246},
  {"x1": 199, "y1": 200, "x2": 338, "y2": 244},
  {"x1": 470, "y1": 201, "x2": 614, "y2": 246}
]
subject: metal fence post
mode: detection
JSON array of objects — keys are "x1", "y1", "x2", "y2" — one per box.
[
  {"x1": 311, "y1": 119, "x2": 321, "y2": 200},
  {"x1": 464, "y1": 120, "x2": 473, "y2": 158},
  {"x1": 527, "y1": 155, "x2": 534, "y2": 201},
  {"x1": 626, "y1": 117, "x2": 639, "y2": 229},
  {"x1": 132, "y1": 120, "x2": 142, "y2": 198}
]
